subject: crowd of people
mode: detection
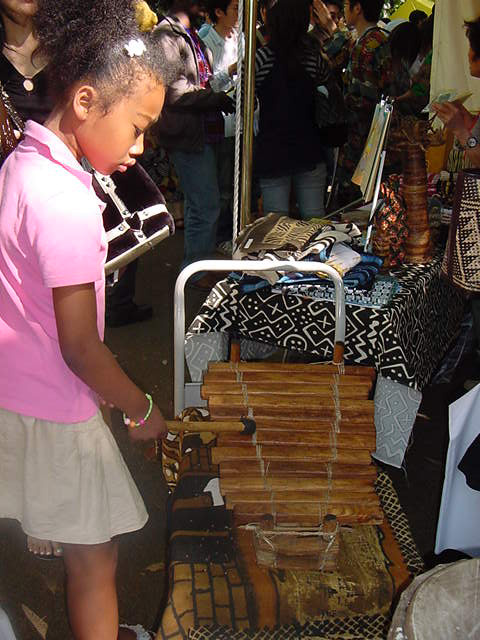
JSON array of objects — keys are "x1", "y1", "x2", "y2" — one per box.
[
  {"x1": 147, "y1": 0, "x2": 437, "y2": 276},
  {"x1": 3, "y1": 0, "x2": 480, "y2": 638},
  {"x1": 102, "y1": 0, "x2": 434, "y2": 293}
]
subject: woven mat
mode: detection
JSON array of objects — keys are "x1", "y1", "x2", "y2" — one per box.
[{"x1": 157, "y1": 437, "x2": 423, "y2": 640}]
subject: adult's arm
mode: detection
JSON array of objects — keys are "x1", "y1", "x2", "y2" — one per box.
[
  {"x1": 432, "y1": 101, "x2": 480, "y2": 168},
  {"x1": 396, "y1": 51, "x2": 432, "y2": 115},
  {"x1": 200, "y1": 31, "x2": 238, "y2": 93},
  {"x1": 156, "y1": 28, "x2": 233, "y2": 112}
]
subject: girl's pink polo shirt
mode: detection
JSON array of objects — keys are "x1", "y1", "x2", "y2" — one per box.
[{"x1": 0, "y1": 121, "x2": 107, "y2": 422}]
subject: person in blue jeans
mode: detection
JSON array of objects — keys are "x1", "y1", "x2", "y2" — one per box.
[
  {"x1": 154, "y1": 0, "x2": 234, "y2": 286},
  {"x1": 254, "y1": 0, "x2": 330, "y2": 219}
]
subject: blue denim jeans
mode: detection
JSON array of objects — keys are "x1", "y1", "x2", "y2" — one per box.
[
  {"x1": 170, "y1": 145, "x2": 220, "y2": 269},
  {"x1": 259, "y1": 162, "x2": 327, "y2": 219},
  {"x1": 213, "y1": 136, "x2": 235, "y2": 244}
]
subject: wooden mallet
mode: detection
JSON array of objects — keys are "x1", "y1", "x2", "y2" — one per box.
[{"x1": 166, "y1": 417, "x2": 256, "y2": 435}]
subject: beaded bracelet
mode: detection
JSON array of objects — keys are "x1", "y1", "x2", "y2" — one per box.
[{"x1": 123, "y1": 393, "x2": 153, "y2": 428}]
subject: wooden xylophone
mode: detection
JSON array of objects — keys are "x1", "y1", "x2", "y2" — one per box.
[{"x1": 169, "y1": 360, "x2": 382, "y2": 570}]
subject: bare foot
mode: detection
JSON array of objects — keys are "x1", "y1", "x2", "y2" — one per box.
[{"x1": 27, "y1": 536, "x2": 64, "y2": 558}]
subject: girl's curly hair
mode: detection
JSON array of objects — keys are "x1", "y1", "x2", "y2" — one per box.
[{"x1": 34, "y1": 0, "x2": 177, "y2": 109}]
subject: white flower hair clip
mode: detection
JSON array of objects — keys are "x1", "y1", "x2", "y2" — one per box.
[{"x1": 124, "y1": 38, "x2": 147, "y2": 58}]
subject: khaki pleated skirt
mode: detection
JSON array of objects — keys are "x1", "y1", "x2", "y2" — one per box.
[{"x1": 0, "y1": 408, "x2": 148, "y2": 544}]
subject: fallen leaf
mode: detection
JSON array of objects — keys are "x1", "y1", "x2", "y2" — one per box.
[
  {"x1": 143, "y1": 562, "x2": 165, "y2": 573},
  {"x1": 22, "y1": 604, "x2": 47, "y2": 639}
]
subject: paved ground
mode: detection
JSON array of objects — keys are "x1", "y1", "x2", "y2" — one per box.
[{"x1": 0, "y1": 229, "x2": 474, "y2": 638}]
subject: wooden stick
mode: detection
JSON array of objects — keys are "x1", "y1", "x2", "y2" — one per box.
[
  {"x1": 208, "y1": 396, "x2": 375, "y2": 420},
  {"x1": 253, "y1": 517, "x2": 340, "y2": 570},
  {"x1": 212, "y1": 444, "x2": 372, "y2": 465},
  {"x1": 233, "y1": 502, "x2": 384, "y2": 526},
  {"x1": 215, "y1": 431, "x2": 376, "y2": 451},
  {"x1": 203, "y1": 370, "x2": 374, "y2": 388},
  {"x1": 224, "y1": 489, "x2": 380, "y2": 509},
  {"x1": 251, "y1": 417, "x2": 375, "y2": 433},
  {"x1": 219, "y1": 460, "x2": 378, "y2": 479},
  {"x1": 209, "y1": 410, "x2": 374, "y2": 422},
  {"x1": 255, "y1": 537, "x2": 339, "y2": 557},
  {"x1": 165, "y1": 418, "x2": 256, "y2": 434},
  {"x1": 255, "y1": 553, "x2": 338, "y2": 571},
  {"x1": 208, "y1": 362, "x2": 376, "y2": 379},
  {"x1": 219, "y1": 474, "x2": 375, "y2": 492},
  {"x1": 200, "y1": 382, "x2": 371, "y2": 400},
  {"x1": 255, "y1": 535, "x2": 339, "y2": 557}
]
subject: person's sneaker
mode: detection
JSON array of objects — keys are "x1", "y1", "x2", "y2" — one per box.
[
  {"x1": 106, "y1": 303, "x2": 153, "y2": 328},
  {"x1": 464, "y1": 379, "x2": 480, "y2": 391}
]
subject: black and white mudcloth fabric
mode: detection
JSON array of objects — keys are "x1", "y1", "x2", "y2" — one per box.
[
  {"x1": 187, "y1": 255, "x2": 465, "y2": 390},
  {"x1": 185, "y1": 255, "x2": 465, "y2": 468}
]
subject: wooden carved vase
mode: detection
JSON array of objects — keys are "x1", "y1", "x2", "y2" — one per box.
[{"x1": 400, "y1": 130, "x2": 432, "y2": 263}]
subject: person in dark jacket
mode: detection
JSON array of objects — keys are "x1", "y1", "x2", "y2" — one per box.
[
  {"x1": 153, "y1": 0, "x2": 234, "y2": 285},
  {"x1": 254, "y1": 0, "x2": 330, "y2": 218}
]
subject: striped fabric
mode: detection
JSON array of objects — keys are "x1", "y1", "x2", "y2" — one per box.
[{"x1": 255, "y1": 41, "x2": 329, "y2": 91}]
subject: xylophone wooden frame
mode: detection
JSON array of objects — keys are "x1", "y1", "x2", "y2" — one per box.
[{"x1": 173, "y1": 259, "x2": 346, "y2": 418}]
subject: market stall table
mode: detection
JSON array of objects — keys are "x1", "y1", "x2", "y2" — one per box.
[{"x1": 185, "y1": 255, "x2": 465, "y2": 467}]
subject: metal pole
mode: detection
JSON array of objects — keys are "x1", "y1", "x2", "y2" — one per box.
[{"x1": 240, "y1": 0, "x2": 258, "y2": 230}]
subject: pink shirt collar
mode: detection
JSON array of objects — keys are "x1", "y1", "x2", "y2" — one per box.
[{"x1": 23, "y1": 120, "x2": 95, "y2": 192}]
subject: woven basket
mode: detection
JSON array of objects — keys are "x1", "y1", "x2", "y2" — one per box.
[{"x1": 442, "y1": 168, "x2": 480, "y2": 294}]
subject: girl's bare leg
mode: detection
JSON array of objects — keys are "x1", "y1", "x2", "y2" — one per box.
[
  {"x1": 62, "y1": 540, "x2": 135, "y2": 640},
  {"x1": 27, "y1": 535, "x2": 63, "y2": 557}
]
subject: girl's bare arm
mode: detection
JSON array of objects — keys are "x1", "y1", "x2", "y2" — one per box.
[{"x1": 53, "y1": 282, "x2": 167, "y2": 441}]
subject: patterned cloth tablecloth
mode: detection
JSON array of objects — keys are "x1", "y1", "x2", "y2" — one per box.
[
  {"x1": 187, "y1": 255, "x2": 463, "y2": 389},
  {"x1": 185, "y1": 256, "x2": 465, "y2": 467}
]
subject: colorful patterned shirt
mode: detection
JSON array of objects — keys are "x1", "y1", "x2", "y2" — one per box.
[{"x1": 338, "y1": 26, "x2": 394, "y2": 180}]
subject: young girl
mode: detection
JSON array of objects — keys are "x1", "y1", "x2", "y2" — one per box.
[{"x1": 0, "y1": 0, "x2": 174, "y2": 638}]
